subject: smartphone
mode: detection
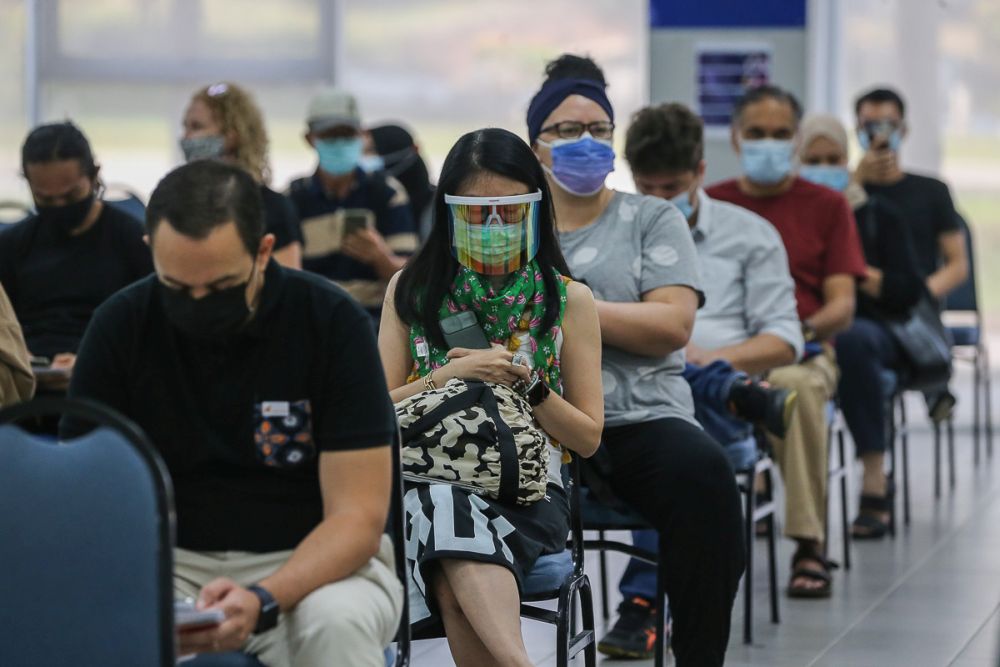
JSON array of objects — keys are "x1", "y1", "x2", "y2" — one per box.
[
  {"x1": 440, "y1": 311, "x2": 490, "y2": 350},
  {"x1": 175, "y1": 600, "x2": 225, "y2": 633},
  {"x1": 30, "y1": 355, "x2": 51, "y2": 368},
  {"x1": 863, "y1": 120, "x2": 897, "y2": 150},
  {"x1": 32, "y1": 367, "x2": 71, "y2": 381},
  {"x1": 341, "y1": 208, "x2": 375, "y2": 242}
]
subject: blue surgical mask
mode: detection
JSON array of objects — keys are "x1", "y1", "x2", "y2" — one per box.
[
  {"x1": 670, "y1": 189, "x2": 695, "y2": 220},
  {"x1": 740, "y1": 139, "x2": 794, "y2": 186},
  {"x1": 358, "y1": 154, "x2": 385, "y2": 173},
  {"x1": 537, "y1": 135, "x2": 615, "y2": 197},
  {"x1": 799, "y1": 165, "x2": 851, "y2": 192},
  {"x1": 316, "y1": 137, "x2": 363, "y2": 176},
  {"x1": 857, "y1": 129, "x2": 902, "y2": 153},
  {"x1": 180, "y1": 135, "x2": 226, "y2": 162}
]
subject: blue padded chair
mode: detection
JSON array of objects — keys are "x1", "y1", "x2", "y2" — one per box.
[
  {"x1": 581, "y1": 435, "x2": 779, "y2": 652},
  {"x1": 944, "y1": 214, "x2": 993, "y2": 466},
  {"x1": 0, "y1": 397, "x2": 175, "y2": 667},
  {"x1": 408, "y1": 456, "x2": 597, "y2": 667}
]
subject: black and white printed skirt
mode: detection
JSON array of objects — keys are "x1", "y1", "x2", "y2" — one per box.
[{"x1": 402, "y1": 480, "x2": 569, "y2": 630}]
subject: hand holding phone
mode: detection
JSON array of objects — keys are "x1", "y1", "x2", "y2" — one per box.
[
  {"x1": 440, "y1": 311, "x2": 490, "y2": 350},
  {"x1": 175, "y1": 599, "x2": 225, "y2": 633}
]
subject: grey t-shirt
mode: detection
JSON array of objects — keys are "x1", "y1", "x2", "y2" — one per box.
[{"x1": 559, "y1": 191, "x2": 702, "y2": 427}]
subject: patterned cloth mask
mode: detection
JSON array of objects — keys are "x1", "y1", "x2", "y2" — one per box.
[{"x1": 445, "y1": 191, "x2": 542, "y2": 275}]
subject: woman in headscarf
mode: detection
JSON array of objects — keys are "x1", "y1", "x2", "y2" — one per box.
[{"x1": 798, "y1": 114, "x2": 925, "y2": 540}]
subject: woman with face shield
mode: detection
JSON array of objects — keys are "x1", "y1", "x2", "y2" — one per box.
[
  {"x1": 181, "y1": 82, "x2": 303, "y2": 269},
  {"x1": 378, "y1": 127, "x2": 603, "y2": 666},
  {"x1": 527, "y1": 54, "x2": 746, "y2": 666}
]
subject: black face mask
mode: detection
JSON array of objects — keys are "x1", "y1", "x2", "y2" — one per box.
[
  {"x1": 36, "y1": 192, "x2": 96, "y2": 236},
  {"x1": 159, "y1": 264, "x2": 258, "y2": 341}
]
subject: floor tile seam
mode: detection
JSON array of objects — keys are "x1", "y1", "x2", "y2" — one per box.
[
  {"x1": 806, "y1": 483, "x2": 1000, "y2": 666},
  {"x1": 946, "y1": 602, "x2": 1000, "y2": 666}
]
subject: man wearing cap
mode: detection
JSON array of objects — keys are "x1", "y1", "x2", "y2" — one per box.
[{"x1": 288, "y1": 88, "x2": 418, "y2": 322}]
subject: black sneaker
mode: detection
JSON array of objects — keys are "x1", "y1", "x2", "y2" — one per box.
[
  {"x1": 728, "y1": 380, "x2": 798, "y2": 439},
  {"x1": 597, "y1": 597, "x2": 662, "y2": 660}
]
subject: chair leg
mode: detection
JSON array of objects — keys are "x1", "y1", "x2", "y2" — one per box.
[
  {"x1": 982, "y1": 344, "x2": 993, "y2": 459},
  {"x1": 947, "y1": 417, "x2": 956, "y2": 492},
  {"x1": 598, "y1": 530, "x2": 609, "y2": 622},
  {"x1": 766, "y1": 468, "x2": 779, "y2": 625},
  {"x1": 899, "y1": 420, "x2": 910, "y2": 526},
  {"x1": 578, "y1": 576, "x2": 598, "y2": 667},
  {"x1": 934, "y1": 421, "x2": 942, "y2": 500},
  {"x1": 887, "y1": 396, "x2": 898, "y2": 537},
  {"x1": 655, "y1": 535, "x2": 668, "y2": 667},
  {"x1": 974, "y1": 352, "x2": 982, "y2": 466},
  {"x1": 838, "y1": 427, "x2": 851, "y2": 571},
  {"x1": 743, "y1": 473, "x2": 755, "y2": 645}
]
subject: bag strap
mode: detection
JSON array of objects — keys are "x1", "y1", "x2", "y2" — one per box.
[
  {"x1": 475, "y1": 384, "x2": 520, "y2": 505},
  {"x1": 400, "y1": 380, "x2": 520, "y2": 505},
  {"x1": 399, "y1": 381, "x2": 488, "y2": 441}
]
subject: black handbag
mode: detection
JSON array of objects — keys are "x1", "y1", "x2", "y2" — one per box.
[
  {"x1": 885, "y1": 294, "x2": 952, "y2": 390},
  {"x1": 859, "y1": 198, "x2": 952, "y2": 390}
]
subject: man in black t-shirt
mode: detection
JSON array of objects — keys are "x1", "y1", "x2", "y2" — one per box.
[
  {"x1": 0, "y1": 122, "x2": 153, "y2": 394},
  {"x1": 62, "y1": 161, "x2": 402, "y2": 666},
  {"x1": 853, "y1": 87, "x2": 969, "y2": 419},
  {"x1": 854, "y1": 87, "x2": 968, "y2": 303}
]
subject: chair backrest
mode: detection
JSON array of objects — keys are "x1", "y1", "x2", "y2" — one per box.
[
  {"x1": 0, "y1": 397, "x2": 175, "y2": 667},
  {"x1": 943, "y1": 212, "x2": 979, "y2": 314}
]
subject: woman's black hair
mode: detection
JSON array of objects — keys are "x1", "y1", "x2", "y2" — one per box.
[
  {"x1": 544, "y1": 54, "x2": 607, "y2": 86},
  {"x1": 21, "y1": 121, "x2": 99, "y2": 180},
  {"x1": 393, "y1": 127, "x2": 571, "y2": 350}
]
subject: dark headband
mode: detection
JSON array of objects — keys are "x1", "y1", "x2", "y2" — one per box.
[{"x1": 526, "y1": 78, "x2": 614, "y2": 144}]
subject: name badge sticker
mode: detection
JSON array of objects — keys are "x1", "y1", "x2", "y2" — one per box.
[
  {"x1": 415, "y1": 340, "x2": 429, "y2": 359},
  {"x1": 261, "y1": 401, "x2": 290, "y2": 418}
]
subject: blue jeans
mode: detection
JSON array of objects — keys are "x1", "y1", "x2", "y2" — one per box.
[
  {"x1": 684, "y1": 361, "x2": 753, "y2": 446},
  {"x1": 835, "y1": 316, "x2": 900, "y2": 455}
]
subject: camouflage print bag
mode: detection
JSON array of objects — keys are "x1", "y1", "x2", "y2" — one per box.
[{"x1": 395, "y1": 378, "x2": 549, "y2": 505}]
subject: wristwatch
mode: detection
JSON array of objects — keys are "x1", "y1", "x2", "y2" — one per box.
[
  {"x1": 248, "y1": 584, "x2": 280, "y2": 634},
  {"x1": 802, "y1": 322, "x2": 818, "y2": 343},
  {"x1": 523, "y1": 376, "x2": 552, "y2": 407}
]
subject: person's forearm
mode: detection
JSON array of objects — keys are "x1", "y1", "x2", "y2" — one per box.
[
  {"x1": 926, "y1": 259, "x2": 968, "y2": 300},
  {"x1": 712, "y1": 334, "x2": 797, "y2": 375},
  {"x1": 532, "y1": 392, "x2": 602, "y2": 457},
  {"x1": 258, "y1": 511, "x2": 385, "y2": 612},
  {"x1": 373, "y1": 253, "x2": 407, "y2": 281},
  {"x1": 805, "y1": 297, "x2": 855, "y2": 340},
  {"x1": 596, "y1": 300, "x2": 693, "y2": 357}
]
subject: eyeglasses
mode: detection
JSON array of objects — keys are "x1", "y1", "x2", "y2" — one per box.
[
  {"x1": 537, "y1": 121, "x2": 615, "y2": 140},
  {"x1": 444, "y1": 191, "x2": 542, "y2": 226}
]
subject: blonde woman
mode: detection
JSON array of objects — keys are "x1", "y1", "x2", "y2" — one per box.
[{"x1": 181, "y1": 82, "x2": 303, "y2": 269}]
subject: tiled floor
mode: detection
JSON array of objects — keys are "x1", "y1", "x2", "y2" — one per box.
[{"x1": 406, "y1": 362, "x2": 1000, "y2": 666}]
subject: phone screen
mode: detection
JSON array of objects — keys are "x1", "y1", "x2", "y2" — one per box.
[{"x1": 341, "y1": 209, "x2": 374, "y2": 241}]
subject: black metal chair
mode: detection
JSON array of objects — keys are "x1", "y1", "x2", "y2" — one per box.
[
  {"x1": 408, "y1": 455, "x2": 597, "y2": 667},
  {"x1": 581, "y1": 435, "x2": 780, "y2": 654},
  {"x1": 943, "y1": 214, "x2": 993, "y2": 467},
  {"x1": 0, "y1": 397, "x2": 175, "y2": 667}
]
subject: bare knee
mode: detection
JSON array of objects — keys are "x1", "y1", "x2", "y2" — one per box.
[{"x1": 431, "y1": 567, "x2": 463, "y2": 617}]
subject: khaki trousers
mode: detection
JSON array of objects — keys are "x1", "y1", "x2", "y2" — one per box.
[
  {"x1": 766, "y1": 347, "x2": 840, "y2": 542},
  {"x1": 174, "y1": 535, "x2": 403, "y2": 667}
]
